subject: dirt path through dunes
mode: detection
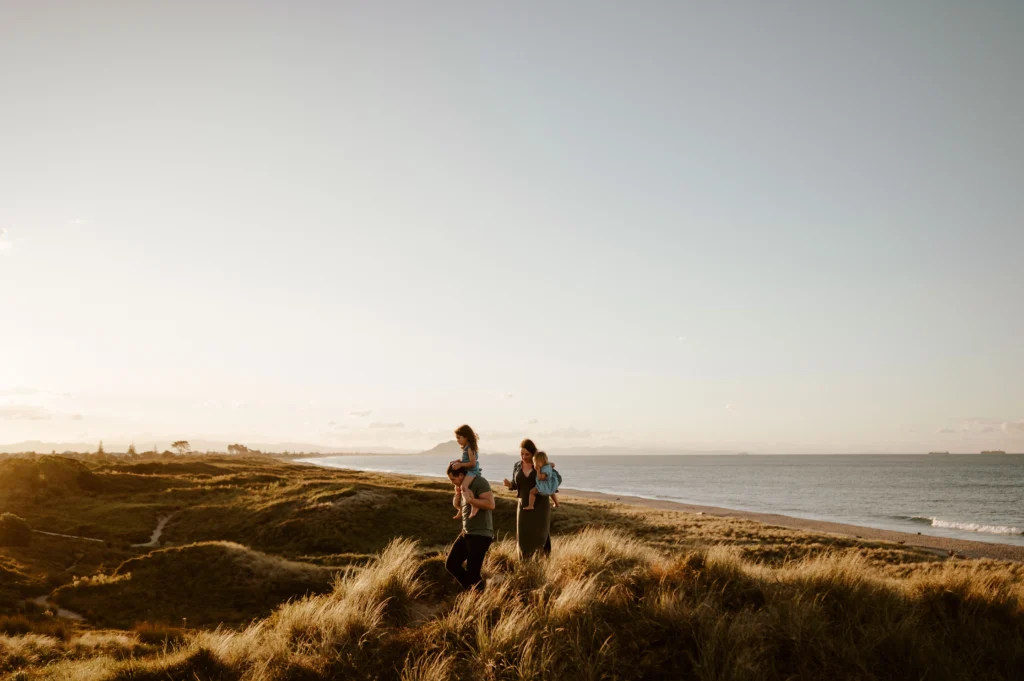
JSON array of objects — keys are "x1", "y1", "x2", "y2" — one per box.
[
  {"x1": 32, "y1": 529, "x2": 106, "y2": 544},
  {"x1": 29, "y1": 595, "x2": 83, "y2": 621},
  {"x1": 21, "y1": 514, "x2": 178, "y2": 623},
  {"x1": 132, "y1": 513, "x2": 177, "y2": 548},
  {"x1": 33, "y1": 511, "x2": 177, "y2": 549}
]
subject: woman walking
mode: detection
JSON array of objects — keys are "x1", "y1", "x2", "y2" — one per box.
[{"x1": 503, "y1": 438, "x2": 552, "y2": 557}]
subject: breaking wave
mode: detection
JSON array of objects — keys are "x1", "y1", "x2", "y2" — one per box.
[{"x1": 905, "y1": 516, "x2": 1024, "y2": 535}]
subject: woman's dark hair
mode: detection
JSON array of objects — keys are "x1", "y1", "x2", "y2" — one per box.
[
  {"x1": 455, "y1": 424, "x2": 479, "y2": 454},
  {"x1": 520, "y1": 439, "x2": 537, "y2": 455}
]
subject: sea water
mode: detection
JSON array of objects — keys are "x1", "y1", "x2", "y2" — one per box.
[{"x1": 300, "y1": 453, "x2": 1024, "y2": 546}]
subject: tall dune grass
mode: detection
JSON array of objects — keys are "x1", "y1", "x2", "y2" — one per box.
[{"x1": 16, "y1": 528, "x2": 1022, "y2": 681}]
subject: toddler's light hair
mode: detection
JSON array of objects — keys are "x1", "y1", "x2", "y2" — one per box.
[{"x1": 533, "y1": 451, "x2": 550, "y2": 468}]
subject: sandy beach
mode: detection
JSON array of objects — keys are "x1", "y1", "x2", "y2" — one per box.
[
  {"x1": 563, "y1": 487, "x2": 1024, "y2": 562},
  {"x1": 295, "y1": 458, "x2": 1024, "y2": 563}
]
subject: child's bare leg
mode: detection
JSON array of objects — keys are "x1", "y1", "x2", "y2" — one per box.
[
  {"x1": 551, "y1": 492, "x2": 560, "y2": 508},
  {"x1": 462, "y1": 473, "x2": 478, "y2": 518},
  {"x1": 523, "y1": 487, "x2": 537, "y2": 511},
  {"x1": 452, "y1": 471, "x2": 465, "y2": 519}
]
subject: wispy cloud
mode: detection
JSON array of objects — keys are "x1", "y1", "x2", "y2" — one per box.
[
  {"x1": 369, "y1": 421, "x2": 404, "y2": 429},
  {"x1": 937, "y1": 427, "x2": 956, "y2": 434},
  {"x1": 543, "y1": 426, "x2": 593, "y2": 438},
  {"x1": 498, "y1": 393, "x2": 514, "y2": 400},
  {"x1": 0, "y1": 386, "x2": 41, "y2": 397},
  {"x1": 0, "y1": 386, "x2": 71, "y2": 400},
  {"x1": 193, "y1": 399, "x2": 245, "y2": 410},
  {"x1": 70, "y1": 414, "x2": 84, "y2": 421},
  {"x1": 952, "y1": 418, "x2": 1024, "y2": 435},
  {"x1": 0, "y1": 405, "x2": 51, "y2": 420},
  {"x1": 485, "y1": 425, "x2": 616, "y2": 441},
  {"x1": 349, "y1": 409, "x2": 373, "y2": 417},
  {"x1": 527, "y1": 418, "x2": 539, "y2": 425}
]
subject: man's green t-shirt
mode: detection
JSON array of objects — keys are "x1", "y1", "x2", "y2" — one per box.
[{"x1": 462, "y1": 475, "x2": 494, "y2": 538}]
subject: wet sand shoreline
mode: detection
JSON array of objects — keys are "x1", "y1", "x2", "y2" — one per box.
[{"x1": 563, "y1": 488, "x2": 1024, "y2": 562}]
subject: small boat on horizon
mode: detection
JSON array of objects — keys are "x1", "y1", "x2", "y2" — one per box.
[{"x1": 927, "y1": 451, "x2": 950, "y2": 456}]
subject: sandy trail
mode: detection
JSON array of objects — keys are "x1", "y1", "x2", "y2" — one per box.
[
  {"x1": 32, "y1": 529, "x2": 105, "y2": 544},
  {"x1": 132, "y1": 513, "x2": 177, "y2": 548},
  {"x1": 29, "y1": 595, "x2": 83, "y2": 621},
  {"x1": 24, "y1": 514, "x2": 178, "y2": 622},
  {"x1": 32, "y1": 513, "x2": 177, "y2": 549}
]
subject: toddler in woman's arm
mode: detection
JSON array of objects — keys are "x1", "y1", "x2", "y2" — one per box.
[{"x1": 523, "y1": 450, "x2": 561, "y2": 510}]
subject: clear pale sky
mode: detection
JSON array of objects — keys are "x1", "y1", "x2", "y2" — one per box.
[{"x1": 2, "y1": 1, "x2": 1022, "y2": 454}]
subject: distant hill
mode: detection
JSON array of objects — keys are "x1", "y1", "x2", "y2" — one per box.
[
  {"x1": 0, "y1": 440, "x2": 95, "y2": 455},
  {"x1": 419, "y1": 440, "x2": 464, "y2": 457},
  {"x1": 0, "y1": 440, "x2": 415, "y2": 455},
  {"x1": 242, "y1": 442, "x2": 415, "y2": 455},
  {"x1": 0, "y1": 440, "x2": 741, "y2": 457},
  {"x1": 419, "y1": 440, "x2": 515, "y2": 460}
]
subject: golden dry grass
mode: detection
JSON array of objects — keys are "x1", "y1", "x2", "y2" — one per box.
[
  {"x1": 2, "y1": 455, "x2": 1022, "y2": 680},
  {"x1": 52, "y1": 541, "x2": 335, "y2": 629},
  {"x1": 10, "y1": 529, "x2": 1022, "y2": 681}
]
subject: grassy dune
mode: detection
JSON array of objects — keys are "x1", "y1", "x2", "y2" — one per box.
[
  {"x1": 9, "y1": 531, "x2": 1024, "y2": 681},
  {"x1": 1, "y1": 455, "x2": 1022, "y2": 680},
  {"x1": 52, "y1": 542, "x2": 334, "y2": 629}
]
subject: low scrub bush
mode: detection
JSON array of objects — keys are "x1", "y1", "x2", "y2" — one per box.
[
  {"x1": 133, "y1": 622, "x2": 187, "y2": 646},
  {"x1": 0, "y1": 616, "x2": 68, "y2": 641},
  {"x1": 0, "y1": 633, "x2": 62, "y2": 674},
  {"x1": 52, "y1": 541, "x2": 333, "y2": 628},
  {"x1": 0, "y1": 513, "x2": 32, "y2": 547},
  {"x1": 0, "y1": 616, "x2": 31, "y2": 636}
]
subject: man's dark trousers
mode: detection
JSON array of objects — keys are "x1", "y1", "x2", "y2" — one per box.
[{"x1": 446, "y1": 533, "x2": 493, "y2": 591}]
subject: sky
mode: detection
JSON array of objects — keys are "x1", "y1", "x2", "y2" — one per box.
[{"x1": 1, "y1": 1, "x2": 1022, "y2": 454}]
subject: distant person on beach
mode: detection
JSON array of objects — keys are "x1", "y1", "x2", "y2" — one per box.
[
  {"x1": 503, "y1": 438, "x2": 552, "y2": 557},
  {"x1": 445, "y1": 460, "x2": 495, "y2": 591},
  {"x1": 450, "y1": 424, "x2": 482, "y2": 518},
  {"x1": 522, "y1": 450, "x2": 561, "y2": 510}
]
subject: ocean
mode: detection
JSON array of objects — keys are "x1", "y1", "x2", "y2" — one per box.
[{"x1": 299, "y1": 453, "x2": 1024, "y2": 547}]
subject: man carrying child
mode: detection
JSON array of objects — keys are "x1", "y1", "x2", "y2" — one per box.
[{"x1": 445, "y1": 460, "x2": 496, "y2": 591}]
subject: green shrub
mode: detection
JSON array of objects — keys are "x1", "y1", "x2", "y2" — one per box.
[
  {"x1": 133, "y1": 621, "x2": 187, "y2": 646},
  {"x1": 0, "y1": 513, "x2": 32, "y2": 547},
  {"x1": 0, "y1": 615, "x2": 31, "y2": 636}
]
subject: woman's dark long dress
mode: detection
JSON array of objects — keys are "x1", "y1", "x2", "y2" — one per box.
[{"x1": 510, "y1": 461, "x2": 552, "y2": 558}]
